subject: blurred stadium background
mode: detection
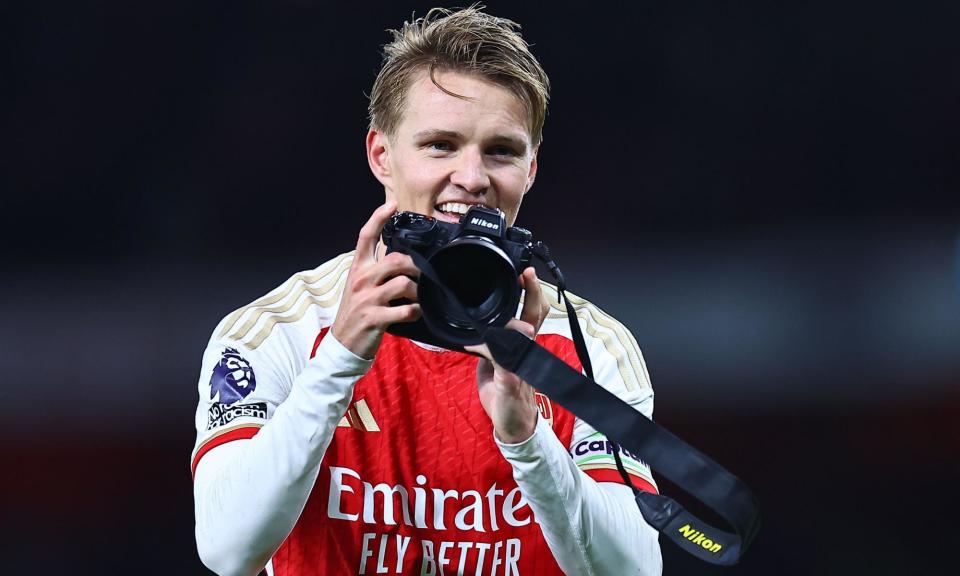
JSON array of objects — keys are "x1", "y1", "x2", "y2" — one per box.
[{"x1": 2, "y1": 1, "x2": 957, "y2": 573}]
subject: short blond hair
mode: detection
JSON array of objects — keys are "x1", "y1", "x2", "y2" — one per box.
[{"x1": 368, "y1": 5, "x2": 550, "y2": 147}]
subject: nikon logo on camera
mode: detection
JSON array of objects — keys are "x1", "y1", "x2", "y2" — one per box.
[
  {"x1": 678, "y1": 524, "x2": 723, "y2": 554},
  {"x1": 469, "y1": 217, "x2": 500, "y2": 231}
]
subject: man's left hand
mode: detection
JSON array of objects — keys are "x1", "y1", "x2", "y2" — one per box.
[{"x1": 465, "y1": 267, "x2": 550, "y2": 444}]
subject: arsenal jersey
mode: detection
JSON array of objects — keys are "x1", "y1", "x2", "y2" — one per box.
[{"x1": 191, "y1": 251, "x2": 658, "y2": 575}]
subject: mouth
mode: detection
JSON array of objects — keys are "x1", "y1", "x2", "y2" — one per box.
[{"x1": 434, "y1": 202, "x2": 491, "y2": 223}]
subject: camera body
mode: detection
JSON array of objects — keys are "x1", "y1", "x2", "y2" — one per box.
[{"x1": 381, "y1": 205, "x2": 534, "y2": 349}]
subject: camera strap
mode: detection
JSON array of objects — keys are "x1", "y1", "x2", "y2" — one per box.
[{"x1": 404, "y1": 249, "x2": 761, "y2": 565}]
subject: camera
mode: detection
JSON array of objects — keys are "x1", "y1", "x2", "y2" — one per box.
[{"x1": 381, "y1": 205, "x2": 534, "y2": 349}]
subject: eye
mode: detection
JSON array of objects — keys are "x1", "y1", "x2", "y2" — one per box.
[
  {"x1": 426, "y1": 141, "x2": 454, "y2": 152},
  {"x1": 487, "y1": 145, "x2": 520, "y2": 157}
]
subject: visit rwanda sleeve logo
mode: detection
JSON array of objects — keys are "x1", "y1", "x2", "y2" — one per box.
[{"x1": 209, "y1": 347, "x2": 257, "y2": 406}]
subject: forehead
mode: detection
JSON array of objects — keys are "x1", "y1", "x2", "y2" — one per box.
[{"x1": 397, "y1": 70, "x2": 531, "y2": 142}]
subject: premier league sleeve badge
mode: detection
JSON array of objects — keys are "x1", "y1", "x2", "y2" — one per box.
[{"x1": 209, "y1": 347, "x2": 257, "y2": 406}]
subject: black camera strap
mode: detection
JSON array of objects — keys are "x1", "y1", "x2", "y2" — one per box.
[
  {"x1": 483, "y1": 327, "x2": 760, "y2": 566},
  {"x1": 404, "y1": 249, "x2": 761, "y2": 565}
]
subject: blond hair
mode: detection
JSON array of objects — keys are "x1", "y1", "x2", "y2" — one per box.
[{"x1": 368, "y1": 5, "x2": 550, "y2": 147}]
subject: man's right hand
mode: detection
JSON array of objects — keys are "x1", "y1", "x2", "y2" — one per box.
[{"x1": 331, "y1": 200, "x2": 421, "y2": 360}]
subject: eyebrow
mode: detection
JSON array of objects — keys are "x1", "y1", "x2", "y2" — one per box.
[
  {"x1": 413, "y1": 129, "x2": 461, "y2": 141},
  {"x1": 412, "y1": 129, "x2": 529, "y2": 151}
]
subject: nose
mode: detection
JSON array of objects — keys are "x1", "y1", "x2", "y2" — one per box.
[{"x1": 449, "y1": 146, "x2": 490, "y2": 196}]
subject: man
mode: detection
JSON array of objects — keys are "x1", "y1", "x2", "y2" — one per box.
[{"x1": 192, "y1": 7, "x2": 662, "y2": 575}]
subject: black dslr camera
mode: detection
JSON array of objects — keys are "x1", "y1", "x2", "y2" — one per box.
[{"x1": 381, "y1": 205, "x2": 535, "y2": 349}]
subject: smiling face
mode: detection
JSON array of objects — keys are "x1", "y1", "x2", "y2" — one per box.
[{"x1": 366, "y1": 70, "x2": 538, "y2": 227}]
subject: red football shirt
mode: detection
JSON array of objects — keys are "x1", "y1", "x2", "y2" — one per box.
[
  {"x1": 272, "y1": 331, "x2": 581, "y2": 575},
  {"x1": 191, "y1": 253, "x2": 658, "y2": 575}
]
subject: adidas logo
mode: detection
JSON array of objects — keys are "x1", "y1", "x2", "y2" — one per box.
[{"x1": 338, "y1": 398, "x2": 380, "y2": 432}]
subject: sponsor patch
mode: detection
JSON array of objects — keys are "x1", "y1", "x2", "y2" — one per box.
[
  {"x1": 207, "y1": 402, "x2": 268, "y2": 430},
  {"x1": 572, "y1": 435, "x2": 648, "y2": 467},
  {"x1": 209, "y1": 347, "x2": 256, "y2": 406}
]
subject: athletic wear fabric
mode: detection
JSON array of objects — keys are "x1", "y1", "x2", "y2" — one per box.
[{"x1": 192, "y1": 251, "x2": 662, "y2": 575}]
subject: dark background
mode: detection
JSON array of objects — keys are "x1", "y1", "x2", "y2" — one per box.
[{"x1": 3, "y1": 1, "x2": 958, "y2": 574}]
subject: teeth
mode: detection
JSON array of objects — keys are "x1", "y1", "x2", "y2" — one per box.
[{"x1": 437, "y1": 202, "x2": 486, "y2": 215}]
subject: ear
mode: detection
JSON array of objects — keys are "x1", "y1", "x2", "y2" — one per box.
[
  {"x1": 366, "y1": 129, "x2": 393, "y2": 192},
  {"x1": 524, "y1": 146, "x2": 539, "y2": 194}
]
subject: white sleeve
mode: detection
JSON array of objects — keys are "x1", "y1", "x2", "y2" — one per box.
[
  {"x1": 193, "y1": 334, "x2": 372, "y2": 576},
  {"x1": 497, "y1": 416, "x2": 663, "y2": 576}
]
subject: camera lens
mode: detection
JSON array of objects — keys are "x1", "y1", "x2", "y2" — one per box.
[{"x1": 418, "y1": 237, "x2": 520, "y2": 345}]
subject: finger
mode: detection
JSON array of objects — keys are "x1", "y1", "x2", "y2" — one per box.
[
  {"x1": 504, "y1": 318, "x2": 536, "y2": 340},
  {"x1": 377, "y1": 274, "x2": 418, "y2": 303},
  {"x1": 371, "y1": 252, "x2": 420, "y2": 285},
  {"x1": 464, "y1": 342, "x2": 493, "y2": 361},
  {"x1": 378, "y1": 302, "x2": 421, "y2": 325},
  {"x1": 519, "y1": 267, "x2": 544, "y2": 331},
  {"x1": 355, "y1": 200, "x2": 397, "y2": 265}
]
